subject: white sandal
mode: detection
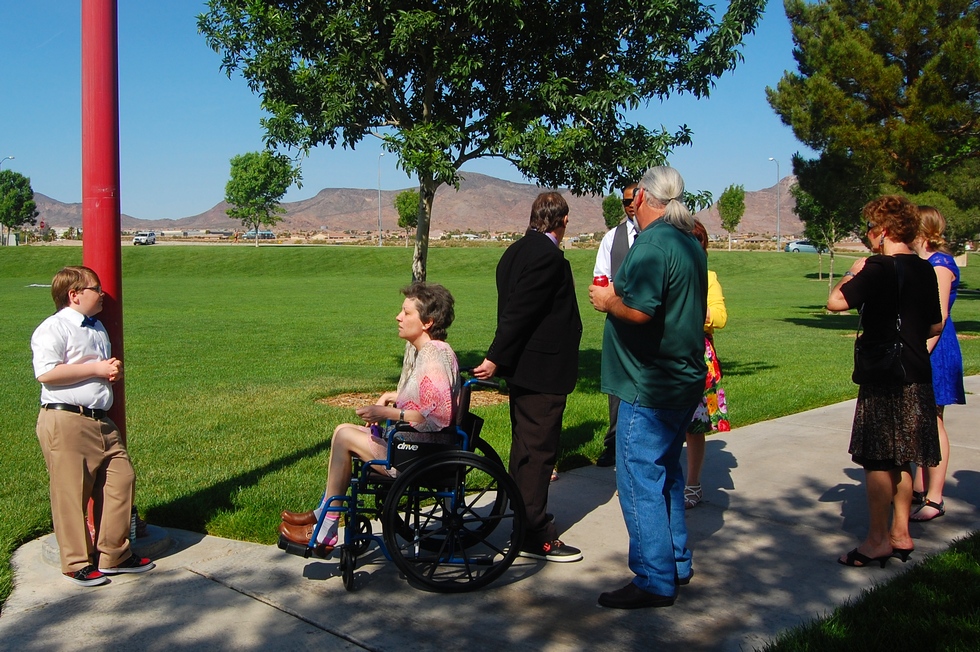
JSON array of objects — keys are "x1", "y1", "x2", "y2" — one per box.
[{"x1": 684, "y1": 484, "x2": 702, "y2": 509}]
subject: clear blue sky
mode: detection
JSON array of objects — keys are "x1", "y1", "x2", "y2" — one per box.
[{"x1": 0, "y1": 1, "x2": 813, "y2": 220}]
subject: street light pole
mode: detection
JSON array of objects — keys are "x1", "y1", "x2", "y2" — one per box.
[
  {"x1": 378, "y1": 152, "x2": 385, "y2": 247},
  {"x1": 769, "y1": 157, "x2": 781, "y2": 251},
  {"x1": 0, "y1": 157, "x2": 13, "y2": 245}
]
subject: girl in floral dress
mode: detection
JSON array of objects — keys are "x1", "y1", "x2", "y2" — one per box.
[{"x1": 685, "y1": 221, "x2": 730, "y2": 508}]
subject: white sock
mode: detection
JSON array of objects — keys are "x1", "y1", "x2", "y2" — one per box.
[{"x1": 316, "y1": 514, "x2": 340, "y2": 546}]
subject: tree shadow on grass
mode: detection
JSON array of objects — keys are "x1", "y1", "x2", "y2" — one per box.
[
  {"x1": 718, "y1": 358, "x2": 777, "y2": 377},
  {"x1": 576, "y1": 349, "x2": 602, "y2": 393},
  {"x1": 783, "y1": 309, "x2": 860, "y2": 332},
  {"x1": 557, "y1": 419, "x2": 605, "y2": 470},
  {"x1": 803, "y1": 272, "x2": 843, "y2": 281},
  {"x1": 145, "y1": 438, "x2": 333, "y2": 532},
  {"x1": 954, "y1": 287, "x2": 980, "y2": 300},
  {"x1": 951, "y1": 319, "x2": 980, "y2": 334}
]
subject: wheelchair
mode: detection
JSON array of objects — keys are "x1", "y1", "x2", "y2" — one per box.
[{"x1": 278, "y1": 378, "x2": 526, "y2": 593}]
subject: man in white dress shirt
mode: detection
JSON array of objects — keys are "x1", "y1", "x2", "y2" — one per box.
[
  {"x1": 32, "y1": 266, "x2": 154, "y2": 587},
  {"x1": 593, "y1": 183, "x2": 638, "y2": 467}
]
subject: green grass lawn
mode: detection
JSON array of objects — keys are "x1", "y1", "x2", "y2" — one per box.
[{"x1": 2, "y1": 245, "x2": 979, "y2": 615}]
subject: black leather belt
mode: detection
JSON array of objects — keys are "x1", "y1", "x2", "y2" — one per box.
[{"x1": 42, "y1": 403, "x2": 107, "y2": 420}]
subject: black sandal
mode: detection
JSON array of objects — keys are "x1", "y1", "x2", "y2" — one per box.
[
  {"x1": 838, "y1": 548, "x2": 890, "y2": 568},
  {"x1": 910, "y1": 498, "x2": 945, "y2": 522}
]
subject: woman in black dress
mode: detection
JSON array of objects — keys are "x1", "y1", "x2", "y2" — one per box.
[{"x1": 827, "y1": 196, "x2": 943, "y2": 568}]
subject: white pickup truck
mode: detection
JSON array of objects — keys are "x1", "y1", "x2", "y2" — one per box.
[{"x1": 132, "y1": 231, "x2": 156, "y2": 245}]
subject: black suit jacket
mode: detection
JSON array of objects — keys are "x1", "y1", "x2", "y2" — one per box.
[{"x1": 486, "y1": 230, "x2": 583, "y2": 395}]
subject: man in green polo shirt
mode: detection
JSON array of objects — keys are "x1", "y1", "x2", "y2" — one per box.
[{"x1": 589, "y1": 166, "x2": 706, "y2": 609}]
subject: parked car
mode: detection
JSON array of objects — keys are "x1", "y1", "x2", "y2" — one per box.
[
  {"x1": 242, "y1": 230, "x2": 275, "y2": 240},
  {"x1": 784, "y1": 239, "x2": 825, "y2": 253},
  {"x1": 132, "y1": 231, "x2": 156, "y2": 245}
]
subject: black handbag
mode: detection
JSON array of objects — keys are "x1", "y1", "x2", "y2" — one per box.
[{"x1": 852, "y1": 258, "x2": 906, "y2": 385}]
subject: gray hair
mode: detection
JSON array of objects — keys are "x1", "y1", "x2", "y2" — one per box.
[{"x1": 639, "y1": 166, "x2": 695, "y2": 233}]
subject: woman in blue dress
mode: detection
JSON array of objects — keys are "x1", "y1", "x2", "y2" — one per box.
[{"x1": 911, "y1": 206, "x2": 966, "y2": 521}]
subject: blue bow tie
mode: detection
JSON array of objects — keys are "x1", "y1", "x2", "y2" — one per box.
[{"x1": 81, "y1": 316, "x2": 98, "y2": 328}]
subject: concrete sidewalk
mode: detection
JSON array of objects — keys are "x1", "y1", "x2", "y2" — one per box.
[{"x1": 3, "y1": 378, "x2": 979, "y2": 652}]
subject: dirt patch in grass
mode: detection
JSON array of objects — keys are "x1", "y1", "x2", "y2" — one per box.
[{"x1": 319, "y1": 390, "x2": 509, "y2": 408}]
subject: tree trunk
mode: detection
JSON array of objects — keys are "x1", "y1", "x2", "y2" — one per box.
[
  {"x1": 412, "y1": 177, "x2": 436, "y2": 282},
  {"x1": 827, "y1": 250, "x2": 836, "y2": 298}
]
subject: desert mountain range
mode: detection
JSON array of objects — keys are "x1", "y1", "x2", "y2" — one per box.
[{"x1": 34, "y1": 172, "x2": 801, "y2": 237}]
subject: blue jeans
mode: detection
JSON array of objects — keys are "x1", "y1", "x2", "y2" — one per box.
[{"x1": 616, "y1": 398, "x2": 697, "y2": 596}]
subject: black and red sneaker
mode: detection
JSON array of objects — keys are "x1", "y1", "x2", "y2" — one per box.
[
  {"x1": 64, "y1": 565, "x2": 108, "y2": 587},
  {"x1": 518, "y1": 539, "x2": 583, "y2": 563},
  {"x1": 99, "y1": 555, "x2": 155, "y2": 574}
]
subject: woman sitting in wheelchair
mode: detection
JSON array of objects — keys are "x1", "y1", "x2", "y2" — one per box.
[{"x1": 279, "y1": 282, "x2": 461, "y2": 556}]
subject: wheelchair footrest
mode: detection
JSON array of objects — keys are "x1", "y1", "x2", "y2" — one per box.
[{"x1": 277, "y1": 534, "x2": 313, "y2": 559}]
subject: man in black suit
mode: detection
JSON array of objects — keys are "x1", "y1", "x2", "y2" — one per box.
[{"x1": 474, "y1": 191, "x2": 584, "y2": 562}]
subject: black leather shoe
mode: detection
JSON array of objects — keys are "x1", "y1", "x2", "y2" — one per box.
[
  {"x1": 598, "y1": 582, "x2": 675, "y2": 609},
  {"x1": 596, "y1": 448, "x2": 616, "y2": 467}
]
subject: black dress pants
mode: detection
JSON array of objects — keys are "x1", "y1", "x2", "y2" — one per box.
[{"x1": 508, "y1": 384, "x2": 566, "y2": 548}]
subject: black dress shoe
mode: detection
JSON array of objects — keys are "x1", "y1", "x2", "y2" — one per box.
[
  {"x1": 596, "y1": 448, "x2": 616, "y2": 467},
  {"x1": 598, "y1": 582, "x2": 675, "y2": 609}
]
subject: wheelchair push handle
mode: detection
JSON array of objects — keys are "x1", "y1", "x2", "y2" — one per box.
[{"x1": 460, "y1": 367, "x2": 504, "y2": 391}]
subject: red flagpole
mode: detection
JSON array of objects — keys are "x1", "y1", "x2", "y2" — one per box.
[{"x1": 81, "y1": 0, "x2": 126, "y2": 442}]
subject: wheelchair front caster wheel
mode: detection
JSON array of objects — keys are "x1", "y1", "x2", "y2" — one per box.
[
  {"x1": 347, "y1": 514, "x2": 373, "y2": 556},
  {"x1": 340, "y1": 547, "x2": 356, "y2": 591}
]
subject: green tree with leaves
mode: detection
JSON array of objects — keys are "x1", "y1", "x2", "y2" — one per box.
[
  {"x1": 225, "y1": 151, "x2": 302, "y2": 247},
  {"x1": 200, "y1": 0, "x2": 765, "y2": 280},
  {"x1": 0, "y1": 170, "x2": 38, "y2": 246},
  {"x1": 767, "y1": 0, "x2": 980, "y2": 242},
  {"x1": 789, "y1": 153, "x2": 874, "y2": 291},
  {"x1": 395, "y1": 189, "x2": 420, "y2": 247},
  {"x1": 717, "y1": 184, "x2": 745, "y2": 251},
  {"x1": 602, "y1": 193, "x2": 625, "y2": 230}
]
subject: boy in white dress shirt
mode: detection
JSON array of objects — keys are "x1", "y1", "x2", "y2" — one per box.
[{"x1": 32, "y1": 266, "x2": 154, "y2": 587}]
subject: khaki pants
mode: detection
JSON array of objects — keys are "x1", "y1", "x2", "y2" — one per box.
[{"x1": 36, "y1": 409, "x2": 135, "y2": 573}]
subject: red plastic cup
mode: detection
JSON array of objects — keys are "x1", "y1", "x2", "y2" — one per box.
[{"x1": 593, "y1": 275, "x2": 609, "y2": 287}]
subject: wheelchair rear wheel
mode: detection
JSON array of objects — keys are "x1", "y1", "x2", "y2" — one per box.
[
  {"x1": 383, "y1": 437, "x2": 508, "y2": 549},
  {"x1": 382, "y1": 451, "x2": 526, "y2": 593}
]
